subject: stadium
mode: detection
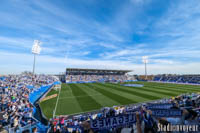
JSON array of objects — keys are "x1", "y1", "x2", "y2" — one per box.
[
  {"x1": 2, "y1": 67, "x2": 200, "y2": 133},
  {"x1": 1, "y1": 1, "x2": 200, "y2": 133}
]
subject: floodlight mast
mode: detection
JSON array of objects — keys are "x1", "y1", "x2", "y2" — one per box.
[
  {"x1": 142, "y1": 56, "x2": 148, "y2": 80},
  {"x1": 32, "y1": 40, "x2": 41, "y2": 76}
]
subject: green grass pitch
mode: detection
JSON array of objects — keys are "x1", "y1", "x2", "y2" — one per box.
[{"x1": 39, "y1": 81, "x2": 200, "y2": 119}]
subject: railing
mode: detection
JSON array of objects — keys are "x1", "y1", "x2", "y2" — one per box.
[
  {"x1": 6, "y1": 123, "x2": 38, "y2": 133},
  {"x1": 4, "y1": 117, "x2": 39, "y2": 133}
]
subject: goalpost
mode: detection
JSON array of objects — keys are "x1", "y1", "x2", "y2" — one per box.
[{"x1": 54, "y1": 84, "x2": 61, "y2": 91}]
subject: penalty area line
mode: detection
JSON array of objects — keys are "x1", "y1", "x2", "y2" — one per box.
[{"x1": 59, "y1": 94, "x2": 103, "y2": 100}]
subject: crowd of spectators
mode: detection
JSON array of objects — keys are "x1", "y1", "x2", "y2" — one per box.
[
  {"x1": 50, "y1": 92, "x2": 200, "y2": 133},
  {"x1": 153, "y1": 75, "x2": 200, "y2": 84},
  {"x1": 0, "y1": 72, "x2": 58, "y2": 133},
  {"x1": 66, "y1": 75, "x2": 136, "y2": 83}
]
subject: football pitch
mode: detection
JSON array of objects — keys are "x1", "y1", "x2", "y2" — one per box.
[{"x1": 40, "y1": 81, "x2": 200, "y2": 119}]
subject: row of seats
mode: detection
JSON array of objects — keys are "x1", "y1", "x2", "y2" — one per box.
[{"x1": 153, "y1": 75, "x2": 200, "y2": 84}]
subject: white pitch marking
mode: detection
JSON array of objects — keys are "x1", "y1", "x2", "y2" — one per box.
[
  {"x1": 53, "y1": 85, "x2": 62, "y2": 118},
  {"x1": 59, "y1": 94, "x2": 103, "y2": 100}
]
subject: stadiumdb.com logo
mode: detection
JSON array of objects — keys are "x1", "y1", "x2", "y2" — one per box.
[{"x1": 157, "y1": 123, "x2": 199, "y2": 132}]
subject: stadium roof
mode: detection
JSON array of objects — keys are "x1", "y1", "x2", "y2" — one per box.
[{"x1": 66, "y1": 68, "x2": 132, "y2": 73}]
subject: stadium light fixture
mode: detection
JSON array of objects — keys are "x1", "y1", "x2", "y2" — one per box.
[
  {"x1": 32, "y1": 40, "x2": 41, "y2": 75},
  {"x1": 142, "y1": 56, "x2": 148, "y2": 80}
]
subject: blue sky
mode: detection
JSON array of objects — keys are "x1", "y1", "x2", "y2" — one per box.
[{"x1": 1, "y1": 0, "x2": 200, "y2": 74}]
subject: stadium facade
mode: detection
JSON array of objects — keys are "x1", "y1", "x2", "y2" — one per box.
[
  {"x1": 66, "y1": 68, "x2": 131, "y2": 75},
  {"x1": 65, "y1": 68, "x2": 136, "y2": 83}
]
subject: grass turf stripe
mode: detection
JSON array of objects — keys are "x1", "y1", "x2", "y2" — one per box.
[
  {"x1": 142, "y1": 84, "x2": 188, "y2": 94},
  {"x1": 69, "y1": 84, "x2": 102, "y2": 111},
  {"x1": 97, "y1": 83, "x2": 161, "y2": 100},
  {"x1": 91, "y1": 83, "x2": 148, "y2": 102},
  {"x1": 111, "y1": 83, "x2": 178, "y2": 96},
  {"x1": 144, "y1": 84, "x2": 198, "y2": 93},
  {"x1": 56, "y1": 98, "x2": 83, "y2": 115},
  {"x1": 84, "y1": 83, "x2": 135, "y2": 105},
  {"x1": 77, "y1": 84, "x2": 121, "y2": 107},
  {"x1": 40, "y1": 97, "x2": 57, "y2": 119},
  {"x1": 138, "y1": 82, "x2": 200, "y2": 90},
  {"x1": 136, "y1": 82, "x2": 200, "y2": 92}
]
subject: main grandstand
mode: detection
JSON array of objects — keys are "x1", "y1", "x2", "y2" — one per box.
[{"x1": 65, "y1": 68, "x2": 136, "y2": 83}]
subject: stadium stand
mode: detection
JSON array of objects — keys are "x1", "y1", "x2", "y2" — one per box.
[
  {"x1": 0, "y1": 73, "x2": 59, "y2": 133},
  {"x1": 153, "y1": 74, "x2": 200, "y2": 84},
  {"x1": 65, "y1": 68, "x2": 136, "y2": 83},
  {"x1": 135, "y1": 75, "x2": 154, "y2": 81}
]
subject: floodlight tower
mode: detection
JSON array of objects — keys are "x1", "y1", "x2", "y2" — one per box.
[
  {"x1": 32, "y1": 40, "x2": 41, "y2": 75},
  {"x1": 142, "y1": 56, "x2": 148, "y2": 80}
]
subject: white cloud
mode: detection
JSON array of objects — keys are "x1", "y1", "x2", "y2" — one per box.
[
  {"x1": 98, "y1": 42, "x2": 118, "y2": 49},
  {"x1": 151, "y1": 59, "x2": 175, "y2": 65},
  {"x1": 101, "y1": 48, "x2": 144, "y2": 59},
  {"x1": 0, "y1": 36, "x2": 33, "y2": 49},
  {"x1": 1, "y1": 51, "x2": 200, "y2": 75}
]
